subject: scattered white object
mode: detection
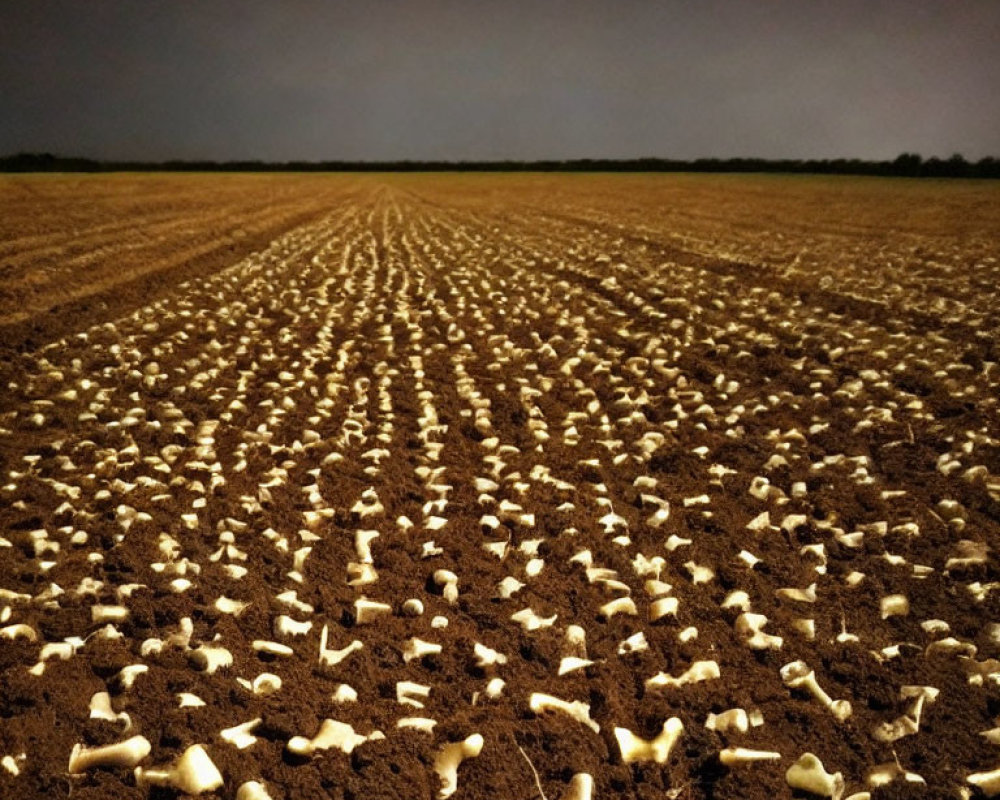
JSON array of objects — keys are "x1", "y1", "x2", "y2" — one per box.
[
  {"x1": 221, "y1": 718, "x2": 262, "y2": 749},
  {"x1": 134, "y1": 744, "x2": 223, "y2": 795},
  {"x1": 287, "y1": 720, "x2": 384, "y2": 757},
  {"x1": 189, "y1": 644, "x2": 233, "y2": 674},
  {"x1": 473, "y1": 642, "x2": 507, "y2": 668},
  {"x1": 880, "y1": 594, "x2": 909, "y2": 619},
  {"x1": 354, "y1": 597, "x2": 392, "y2": 624},
  {"x1": 434, "y1": 733, "x2": 484, "y2": 799},
  {"x1": 1, "y1": 753, "x2": 25, "y2": 776},
  {"x1": 319, "y1": 625, "x2": 364, "y2": 668},
  {"x1": 868, "y1": 760, "x2": 925, "y2": 788},
  {"x1": 705, "y1": 709, "x2": 749, "y2": 733},
  {"x1": 236, "y1": 781, "x2": 275, "y2": 800},
  {"x1": 252, "y1": 640, "x2": 294, "y2": 657},
  {"x1": 404, "y1": 637, "x2": 443, "y2": 663},
  {"x1": 529, "y1": 693, "x2": 600, "y2": 733},
  {"x1": 496, "y1": 576, "x2": 525, "y2": 598},
  {"x1": 719, "y1": 747, "x2": 781, "y2": 765},
  {"x1": 615, "y1": 718, "x2": 684, "y2": 764},
  {"x1": 68, "y1": 736, "x2": 151, "y2": 774},
  {"x1": 397, "y1": 681, "x2": 431, "y2": 709},
  {"x1": 511, "y1": 607, "x2": 557, "y2": 631},
  {"x1": 397, "y1": 717, "x2": 437, "y2": 733},
  {"x1": 559, "y1": 656, "x2": 595, "y2": 675},
  {"x1": 434, "y1": 570, "x2": 459, "y2": 604},
  {"x1": 599, "y1": 596, "x2": 637, "y2": 620},
  {"x1": 178, "y1": 693, "x2": 207, "y2": 708},
  {"x1": 560, "y1": 773, "x2": 594, "y2": 800},
  {"x1": 274, "y1": 615, "x2": 312, "y2": 637},
  {"x1": 215, "y1": 596, "x2": 250, "y2": 615},
  {"x1": 618, "y1": 631, "x2": 648, "y2": 655},
  {"x1": 333, "y1": 684, "x2": 358, "y2": 703},
  {"x1": 735, "y1": 613, "x2": 784, "y2": 650},
  {"x1": 646, "y1": 660, "x2": 720, "y2": 690},
  {"x1": 968, "y1": 766, "x2": 1000, "y2": 796},
  {"x1": 89, "y1": 691, "x2": 131, "y2": 730},
  {"x1": 785, "y1": 752, "x2": 844, "y2": 798},
  {"x1": 781, "y1": 661, "x2": 852, "y2": 722}
]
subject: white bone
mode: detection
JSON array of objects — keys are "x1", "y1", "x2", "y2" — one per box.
[
  {"x1": 781, "y1": 661, "x2": 852, "y2": 722},
  {"x1": 560, "y1": 773, "x2": 594, "y2": 800},
  {"x1": 785, "y1": 753, "x2": 844, "y2": 799},
  {"x1": 615, "y1": 718, "x2": 684, "y2": 764},
  {"x1": 434, "y1": 734, "x2": 484, "y2": 798},
  {"x1": 287, "y1": 720, "x2": 384, "y2": 757},
  {"x1": 236, "y1": 781, "x2": 275, "y2": 800},
  {"x1": 134, "y1": 744, "x2": 223, "y2": 794},
  {"x1": 646, "y1": 660, "x2": 720, "y2": 689},
  {"x1": 719, "y1": 747, "x2": 781, "y2": 765},
  {"x1": 529, "y1": 693, "x2": 600, "y2": 732},
  {"x1": 68, "y1": 736, "x2": 150, "y2": 773}
]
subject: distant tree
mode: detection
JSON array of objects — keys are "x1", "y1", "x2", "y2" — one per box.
[
  {"x1": 946, "y1": 153, "x2": 970, "y2": 177},
  {"x1": 2, "y1": 150, "x2": 999, "y2": 176},
  {"x1": 892, "y1": 152, "x2": 923, "y2": 177},
  {"x1": 976, "y1": 157, "x2": 1000, "y2": 178}
]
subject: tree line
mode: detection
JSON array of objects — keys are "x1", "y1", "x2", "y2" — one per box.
[{"x1": 1, "y1": 151, "x2": 998, "y2": 178}]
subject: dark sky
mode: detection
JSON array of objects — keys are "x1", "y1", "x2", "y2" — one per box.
[{"x1": 2, "y1": 0, "x2": 998, "y2": 162}]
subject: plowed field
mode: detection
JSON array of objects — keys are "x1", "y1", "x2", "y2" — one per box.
[{"x1": 1, "y1": 173, "x2": 999, "y2": 800}]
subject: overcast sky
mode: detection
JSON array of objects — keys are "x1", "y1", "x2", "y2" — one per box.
[{"x1": 1, "y1": 0, "x2": 998, "y2": 162}]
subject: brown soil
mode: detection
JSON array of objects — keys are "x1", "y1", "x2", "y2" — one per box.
[
  {"x1": 0, "y1": 174, "x2": 998, "y2": 800},
  {"x1": 0, "y1": 173, "x2": 369, "y2": 350}
]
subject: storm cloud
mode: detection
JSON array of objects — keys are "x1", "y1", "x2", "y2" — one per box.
[{"x1": 1, "y1": 0, "x2": 997, "y2": 161}]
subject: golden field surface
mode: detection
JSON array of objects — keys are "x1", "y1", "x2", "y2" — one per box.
[{"x1": 2, "y1": 173, "x2": 998, "y2": 334}]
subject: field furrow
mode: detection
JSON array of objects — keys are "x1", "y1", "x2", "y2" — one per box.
[{"x1": 1, "y1": 175, "x2": 998, "y2": 800}]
